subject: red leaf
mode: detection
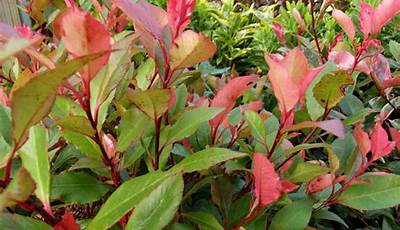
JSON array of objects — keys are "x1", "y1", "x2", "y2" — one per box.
[
  {"x1": 265, "y1": 48, "x2": 322, "y2": 116},
  {"x1": 306, "y1": 174, "x2": 333, "y2": 193},
  {"x1": 253, "y1": 153, "x2": 297, "y2": 207},
  {"x1": 370, "y1": 122, "x2": 395, "y2": 161},
  {"x1": 332, "y1": 9, "x2": 355, "y2": 40},
  {"x1": 0, "y1": 88, "x2": 10, "y2": 107},
  {"x1": 328, "y1": 51, "x2": 370, "y2": 74},
  {"x1": 209, "y1": 76, "x2": 257, "y2": 129},
  {"x1": 54, "y1": 8, "x2": 111, "y2": 82},
  {"x1": 101, "y1": 133, "x2": 117, "y2": 159},
  {"x1": 167, "y1": 0, "x2": 195, "y2": 39},
  {"x1": 353, "y1": 123, "x2": 371, "y2": 156},
  {"x1": 389, "y1": 128, "x2": 400, "y2": 151},
  {"x1": 53, "y1": 211, "x2": 80, "y2": 230}
]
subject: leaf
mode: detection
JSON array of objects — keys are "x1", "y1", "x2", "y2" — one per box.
[
  {"x1": 353, "y1": 123, "x2": 371, "y2": 156},
  {"x1": 253, "y1": 153, "x2": 297, "y2": 207},
  {"x1": 170, "y1": 148, "x2": 247, "y2": 173},
  {"x1": 338, "y1": 173, "x2": 400, "y2": 210},
  {"x1": 285, "y1": 162, "x2": 330, "y2": 183},
  {"x1": 126, "y1": 174, "x2": 184, "y2": 230},
  {"x1": 268, "y1": 199, "x2": 313, "y2": 230},
  {"x1": 265, "y1": 48, "x2": 323, "y2": 116},
  {"x1": 313, "y1": 71, "x2": 353, "y2": 109},
  {"x1": 183, "y1": 212, "x2": 224, "y2": 230},
  {"x1": 0, "y1": 168, "x2": 35, "y2": 210},
  {"x1": 53, "y1": 211, "x2": 80, "y2": 230},
  {"x1": 115, "y1": 0, "x2": 167, "y2": 58},
  {"x1": 136, "y1": 58, "x2": 155, "y2": 90},
  {"x1": 117, "y1": 108, "x2": 149, "y2": 152},
  {"x1": 11, "y1": 53, "x2": 106, "y2": 146},
  {"x1": 51, "y1": 171, "x2": 110, "y2": 204},
  {"x1": 63, "y1": 131, "x2": 102, "y2": 159},
  {"x1": 332, "y1": 9, "x2": 355, "y2": 40},
  {"x1": 0, "y1": 39, "x2": 33, "y2": 63},
  {"x1": 283, "y1": 119, "x2": 345, "y2": 139},
  {"x1": 87, "y1": 171, "x2": 171, "y2": 230},
  {"x1": 56, "y1": 115, "x2": 95, "y2": 137},
  {"x1": 127, "y1": 89, "x2": 171, "y2": 120},
  {"x1": 313, "y1": 210, "x2": 349, "y2": 228},
  {"x1": 372, "y1": 0, "x2": 400, "y2": 36},
  {"x1": 209, "y1": 76, "x2": 257, "y2": 129},
  {"x1": 167, "y1": 0, "x2": 195, "y2": 38},
  {"x1": 0, "y1": 213, "x2": 51, "y2": 230},
  {"x1": 18, "y1": 125, "x2": 51, "y2": 213},
  {"x1": 165, "y1": 107, "x2": 221, "y2": 145},
  {"x1": 170, "y1": 30, "x2": 217, "y2": 70},
  {"x1": 54, "y1": 8, "x2": 111, "y2": 81},
  {"x1": 245, "y1": 110, "x2": 266, "y2": 143},
  {"x1": 389, "y1": 40, "x2": 400, "y2": 61},
  {"x1": 370, "y1": 122, "x2": 395, "y2": 161}
]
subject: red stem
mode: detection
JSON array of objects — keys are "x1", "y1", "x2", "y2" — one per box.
[{"x1": 310, "y1": 0, "x2": 325, "y2": 63}]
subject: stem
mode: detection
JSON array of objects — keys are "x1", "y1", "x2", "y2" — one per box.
[
  {"x1": 232, "y1": 206, "x2": 263, "y2": 230},
  {"x1": 3, "y1": 146, "x2": 17, "y2": 185},
  {"x1": 154, "y1": 117, "x2": 162, "y2": 170},
  {"x1": 18, "y1": 200, "x2": 57, "y2": 225},
  {"x1": 310, "y1": 0, "x2": 325, "y2": 63}
]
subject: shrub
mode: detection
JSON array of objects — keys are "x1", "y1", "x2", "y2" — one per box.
[{"x1": 0, "y1": 0, "x2": 399, "y2": 229}]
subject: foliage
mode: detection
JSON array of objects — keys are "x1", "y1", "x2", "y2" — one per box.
[{"x1": 0, "y1": 0, "x2": 399, "y2": 229}]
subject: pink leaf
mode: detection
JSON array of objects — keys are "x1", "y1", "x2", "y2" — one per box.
[
  {"x1": 53, "y1": 211, "x2": 80, "y2": 230},
  {"x1": 389, "y1": 128, "x2": 400, "y2": 151},
  {"x1": 332, "y1": 9, "x2": 355, "y2": 40},
  {"x1": 167, "y1": 0, "x2": 195, "y2": 39},
  {"x1": 271, "y1": 22, "x2": 286, "y2": 45},
  {"x1": 359, "y1": 2, "x2": 374, "y2": 37},
  {"x1": 328, "y1": 51, "x2": 370, "y2": 74},
  {"x1": 115, "y1": 0, "x2": 168, "y2": 58},
  {"x1": 359, "y1": 0, "x2": 400, "y2": 37},
  {"x1": 353, "y1": 123, "x2": 371, "y2": 156},
  {"x1": 373, "y1": 0, "x2": 400, "y2": 35},
  {"x1": 0, "y1": 88, "x2": 10, "y2": 107},
  {"x1": 253, "y1": 153, "x2": 297, "y2": 207},
  {"x1": 371, "y1": 54, "x2": 391, "y2": 82},
  {"x1": 317, "y1": 119, "x2": 345, "y2": 139},
  {"x1": 370, "y1": 122, "x2": 395, "y2": 161},
  {"x1": 101, "y1": 133, "x2": 117, "y2": 159},
  {"x1": 292, "y1": 9, "x2": 306, "y2": 31},
  {"x1": 209, "y1": 76, "x2": 257, "y2": 129},
  {"x1": 54, "y1": 8, "x2": 111, "y2": 82}
]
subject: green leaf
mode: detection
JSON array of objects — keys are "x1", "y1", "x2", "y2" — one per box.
[
  {"x1": 245, "y1": 110, "x2": 266, "y2": 143},
  {"x1": 165, "y1": 107, "x2": 221, "y2": 145},
  {"x1": 0, "y1": 168, "x2": 35, "y2": 210},
  {"x1": 306, "y1": 62, "x2": 337, "y2": 120},
  {"x1": 127, "y1": 89, "x2": 171, "y2": 120},
  {"x1": 170, "y1": 30, "x2": 217, "y2": 70},
  {"x1": 0, "y1": 213, "x2": 51, "y2": 230},
  {"x1": 18, "y1": 125, "x2": 51, "y2": 212},
  {"x1": 126, "y1": 174, "x2": 184, "y2": 230},
  {"x1": 313, "y1": 71, "x2": 353, "y2": 109},
  {"x1": 11, "y1": 53, "x2": 106, "y2": 146},
  {"x1": 87, "y1": 171, "x2": 171, "y2": 230},
  {"x1": 0, "y1": 105, "x2": 12, "y2": 167},
  {"x1": 389, "y1": 40, "x2": 400, "y2": 61},
  {"x1": 285, "y1": 162, "x2": 330, "y2": 183},
  {"x1": 170, "y1": 148, "x2": 247, "y2": 173},
  {"x1": 51, "y1": 96, "x2": 86, "y2": 120},
  {"x1": 51, "y1": 171, "x2": 110, "y2": 204},
  {"x1": 338, "y1": 173, "x2": 400, "y2": 210},
  {"x1": 56, "y1": 115, "x2": 95, "y2": 137},
  {"x1": 269, "y1": 199, "x2": 313, "y2": 230},
  {"x1": 313, "y1": 209, "x2": 349, "y2": 228},
  {"x1": 183, "y1": 212, "x2": 224, "y2": 230},
  {"x1": 117, "y1": 108, "x2": 149, "y2": 152},
  {"x1": 0, "y1": 39, "x2": 32, "y2": 63},
  {"x1": 136, "y1": 58, "x2": 155, "y2": 90},
  {"x1": 63, "y1": 131, "x2": 102, "y2": 159}
]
